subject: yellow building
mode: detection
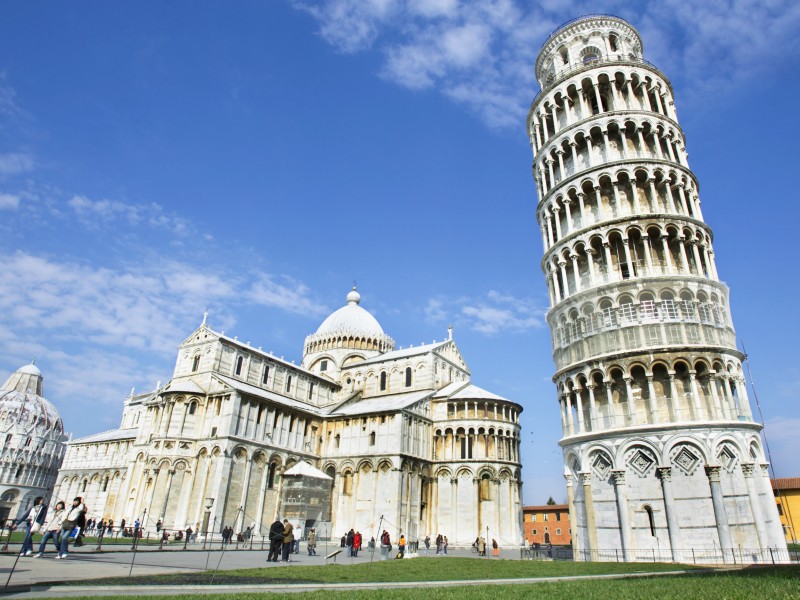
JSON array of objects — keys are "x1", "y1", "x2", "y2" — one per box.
[{"x1": 772, "y1": 478, "x2": 800, "y2": 544}]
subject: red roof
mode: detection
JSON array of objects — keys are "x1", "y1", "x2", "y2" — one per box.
[
  {"x1": 772, "y1": 478, "x2": 800, "y2": 491},
  {"x1": 523, "y1": 504, "x2": 569, "y2": 511}
]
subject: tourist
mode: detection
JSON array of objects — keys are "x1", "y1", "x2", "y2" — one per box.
[
  {"x1": 12, "y1": 496, "x2": 47, "y2": 557},
  {"x1": 267, "y1": 518, "x2": 283, "y2": 562},
  {"x1": 380, "y1": 530, "x2": 391, "y2": 560},
  {"x1": 307, "y1": 528, "x2": 317, "y2": 556},
  {"x1": 398, "y1": 534, "x2": 406, "y2": 558},
  {"x1": 281, "y1": 519, "x2": 294, "y2": 562},
  {"x1": 478, "y1": 536, "x2": 486, "y2": 556},
  {"x1": 492, "y1": 539, "x2": 499, "y2": 557},
  {"x1": 346, "y1": 529, "x2": 354, "y2": 557},
  {"x1": 34, "y1": 500, "x2": 65, "y2": 558},
  {"x1": 185, "y1": 525, "x2": 193, "y2": 543},
  {"x1": 424, "y1": 535, "x2": 430, "y2": 555},
  {"x1": 435, "y1": 533, "x2": 443, "y2": 554},
  {"x1": 353, "y1": 531, "x2": 362, "y2": 557},
  {"x1": 443, "y1": 535, "x2": 448, "y2": 554},
  {"x1": 57, "y1": 497, "x2": 86, "y2": 559}
]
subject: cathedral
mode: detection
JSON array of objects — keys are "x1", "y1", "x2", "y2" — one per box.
[{"x1": 54, "y1": 288, "x2": 524, "y2": 545}]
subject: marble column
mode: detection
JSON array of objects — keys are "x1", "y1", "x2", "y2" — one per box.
[
  {"x1": 580, "y1": 471, "x2": 598, "y2": 558},
  {"x1": 657, "y1": 466, "x2": 683, "y2": 562},
  {"x1": 611, "y1": 469, "x2": 632, "y2": 561},
  {"x1": 706, "y1": 466, "x2": 733, "y2": 561},
  {"x1": 741, "y1": 463, "x2": 768, "y2": 551}
]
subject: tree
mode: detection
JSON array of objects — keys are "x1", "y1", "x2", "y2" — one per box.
[{"x1": 546, "y1": 496, "x2": 556, "y2": 505}]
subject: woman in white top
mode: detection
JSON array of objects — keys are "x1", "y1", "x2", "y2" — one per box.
[
  {"x1": 13, "y1": 496, "x2": 47, "y2": 556},
  {"x1": 34, "y1": 501, "x2": 66, "y2": 558},
  {"x1": 57, "y1": 497, "x2": 86, "y2": 560}
]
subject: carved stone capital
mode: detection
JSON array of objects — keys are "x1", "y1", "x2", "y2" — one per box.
[
  {"x1": 611, "y1": 469, "x2": 626, "y2": 485},
  {"x1": 705, "y1": 465, "x2": 721, "y2": 482}
]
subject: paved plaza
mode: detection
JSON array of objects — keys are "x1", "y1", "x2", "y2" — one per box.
[{"x1": 0, "y1": 542, "x2": 503, "y2": 592}]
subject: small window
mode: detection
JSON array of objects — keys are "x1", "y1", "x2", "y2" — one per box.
[
  {"x1": 380, "y1": 372, "x2": 387, "y2": 391},
  {"x1": 4, "y1": 433, "x2": 11, "y2": 445},
  {"x1": 211, "y1": 426, "x2": 217, "y2": 437},
  {"x1": 188, "y1": 402, "x2": 197, "y2": 415},
  {"x1": 644, "y1": 505, "x2": 656, "y2": 536},
  {"x1": 267, "y1": 462, "x2": 277, "y2": 489},
  {"x1": 405, "y1": 367, "x2": 412, "y2": 388},
  {"x1": 82, "y1": 480, "x2": 88, "y2": 492},
  {"x1": 308, "y1": 382, "x2": 315, "y2": 400},
  {"x1": 556, "y1": 512, "x2": 561, "y2": 521},
  {"x1": 532, "y1": 514, "x2": 537, "y2": 522},
  {"x1": 235, "y1": 356, "x2": 244, "y2": 376},
  {"x1": 25, "y1": 437, "x2": 31, "y2": 447},
  {"x1": 556, "y1": 528, "x2": 562, "y2": 535},
  {"x1": 102, "y1": 477, "x2": 109, "y2": 492},
  {"x1": 544, "y1": 514, "x2": 549, "y2": 522},
  {"x1": 320, "y1": 360, "x2": 328, "y2": 372},
  {"x1": 191, "y1": 354, "x2": 200, "y2": 372},
  {"x1": 532, "y1": 529, "x2": 537, "y2": 535},
  {"x1": 777, "y1": 503, "x2": 784, "y2": 516},
  {"x1": 370, "y1": 432, "x2": 376, "y2": 446},
  {"x1": 262, "y1": 365, "x2": 270, "y2": 385},
  {"x1": 335, "y1": 434, "x2": 341, "y2": 449},
  {"x1": 285, "y1": 375, "x2": 292, "y2": 393}
]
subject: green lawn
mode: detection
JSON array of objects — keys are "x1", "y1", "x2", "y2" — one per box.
[
  {"x1": 72, "y1": 556, "x2": 699, "y2": 586},
  {"x1": 57, "y1": 566, "x2": 800, "y2": 599}
]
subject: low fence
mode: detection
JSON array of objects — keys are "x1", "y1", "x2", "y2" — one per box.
[{"x1": 520, "y1": 545, "x2": 800, "y2": 564}]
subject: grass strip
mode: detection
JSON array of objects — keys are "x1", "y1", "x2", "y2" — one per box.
[{"x1": 66, "y1": 556, "x2": 699, "y2": 586}]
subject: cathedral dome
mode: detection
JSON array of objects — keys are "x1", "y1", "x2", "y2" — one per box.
[
  {"x1": 303, "y1": 288, "x2": 395, "y2": 360},
  {"x1": 315, "y1": 288, "x2": 385, "y2": 337}
]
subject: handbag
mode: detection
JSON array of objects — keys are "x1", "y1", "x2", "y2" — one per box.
[
  {"x1": 30, "y1": 523, "x2": 42, "y2": 534},
  {"x1": 61, "y1": 519, "x2": 76, "y2": 531}
]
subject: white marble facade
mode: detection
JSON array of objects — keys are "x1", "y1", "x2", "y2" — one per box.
[
  {"x1": 529, "y1": 15, "x2": 786, "y2": 561},
  {"x1": 55, "y1": 289, "x2": 523, "y2": 545}
]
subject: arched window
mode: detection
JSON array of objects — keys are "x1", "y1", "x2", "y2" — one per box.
[
  {"x1": 234, "y1": 356, "x2": 244, "y2": 376},
  {"x1": 188, "y1": 402, "x2": 197, "y2": 415},
  {"x1": 343, "y1": 471, "x2": 353, "y2": 495},
  {"x1": 267, "y1": 462, "x2": 277, "y2": 489},
  {"x1": 191, "y1": 354, "x2": 200, "y2": 372},
  {"x1": 644, "y1": 505, "x2": 656, "y2": 536},
  {"x1": 262, "y1": 365, "x2": 270, "y2": 385},
  {"x1": 102, "y1": 477, "x2": 109, "y2": 492},
  {"x1": 335, "y1": 434, "x2": 341, "y2": 449},
  {"x1": 82, "y1": 480, "x2": 88, "y2": 492},
  {"x1": 380, "y1": 372, "x2": 387, "y2": 391},
  {"x1": 480, "y1": 474, "x2": 492, "y2": 501},
  {"x1": 405, "y1": 367, "x2": 412, "y2": 388}
]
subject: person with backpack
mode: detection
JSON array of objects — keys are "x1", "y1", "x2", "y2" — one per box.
[
  {"x1": 380, "y1": 530, "x2": 391, "y2": 560},
  {"x1": 57, "y1": 497, "x2": 86, "y2": 559}
]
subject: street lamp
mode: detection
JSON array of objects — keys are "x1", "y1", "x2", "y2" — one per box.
[{"x1": 202, "y1": 498, "x2": 214, "y2": 537}]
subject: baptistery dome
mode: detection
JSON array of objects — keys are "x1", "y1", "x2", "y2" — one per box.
[{"x1": 0, "y1": 362, "x2": 68, "y2": 523}]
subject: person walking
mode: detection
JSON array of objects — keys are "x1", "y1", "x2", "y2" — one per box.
[
  {"x1": 34, "y1": 501, "x2": 65, "y2": 558},
  {"x1": 443, "y1": 535, "x2": 448, "y2": 555},
  {"x1": 267, "y1": 518, "x2": 283, "y2": 562},
  {"x1": 380, "y1": 530, "x2": 391, "y2": 560},
  {"x1": 281, "y1": 519, "x2": 294, "y2": 562},
  {"x1": 492, "y1": 538, "x2": 499, "y2": 557},
  {"x1": 424, "y1": 535, "x2": 430, "y2": 555},
  {"x1": 57, "y1": 497, "x2": 86, "y2": 559},
  {"x1": 12, "y1": 496, "x2": 47, "y2": 557},
  {"x1": 397, "y1": 534, "x2": 406, "y2": 558},
  {"x1": 307, "y1": 528, "x2": 317, "y2": 556},
  {"x1": 346, "y1": 529, "x2": 354, "y2": 557},
  {"x1": 477, "y1": 536, "x2": 486, "y2": 556},
  {"x1": 435, "y1": 533, "x2": 443, "y2": 555},
  {"x1": 353, "y1": 531, "x2": 362, "y2": 557}
]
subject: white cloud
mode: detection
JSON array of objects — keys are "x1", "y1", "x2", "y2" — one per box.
[
  {"x1": 0, "y1": 193, "x2": 19, "y2": 209},
  {"x1": 67, "y1": 194, "x2": 189, "y2": 234},
  {"x1": 294, "y1": 0, "x2": 800, "y2": 128},
  {"x1": 426, "y1": 289, "x2": 544, "y2": 334},
  {"x1": 0, "y1": 152, "x2": 34, "y2": 177},
  {"x1": 0, "y1": 251, "x2": 326, "y2": 356}
]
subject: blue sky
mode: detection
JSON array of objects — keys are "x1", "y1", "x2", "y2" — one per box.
[{"x1": 1, "y1": 1, "x2": 799, "y2": 505}]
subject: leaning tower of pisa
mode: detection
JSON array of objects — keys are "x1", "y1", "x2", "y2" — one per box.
[{"x1": 528, "y1": 16, "x2": 786, "y2": 563}]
